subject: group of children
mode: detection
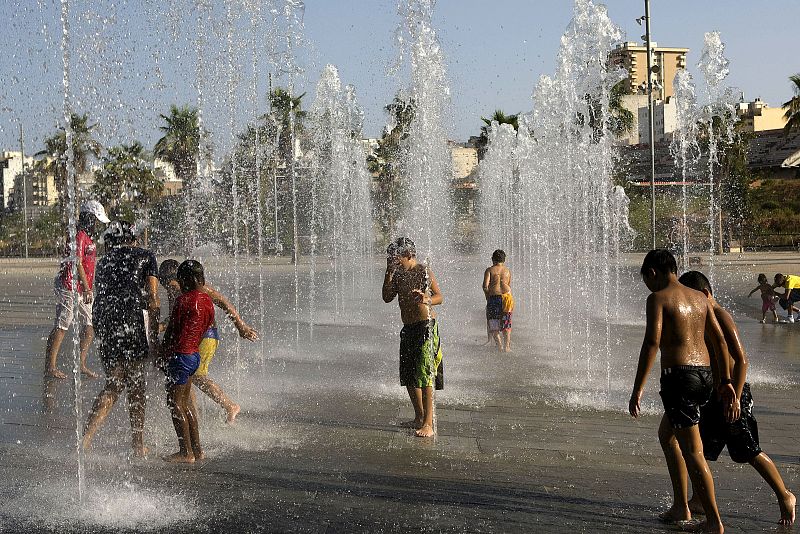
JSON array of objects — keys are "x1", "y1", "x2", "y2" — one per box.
[
  {"x1": 631, "y1": 249, "x2": 795, "y2": 531},
  {"x1": 749, "y1": 272, "x2": 800, "y2": 323},
  {"x1": 47, "y1": 207, "x2": 258, "y2": 463}
]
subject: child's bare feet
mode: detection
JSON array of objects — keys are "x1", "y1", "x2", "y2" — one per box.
[
  {"x1": 194, "y1": 450, "x2": 205, "y2": 461},
  {"x1": 400, "y1": 419, "x2": 423, "y2": 429},
  {"x1": 414, "y1": 424, "x2": 434, "y2": 438},
  {"x1": 779, "y1": 490, "x2": 796, "y2": 525},
  {"x1": 683, "y1": 519, "x2": 723, "y2": 533},
  {"x1": 687, "y1": 496, "x2": 705, "y2": 516},
  {"x1": 81, "y1": 367, "x2": 99, "y2": 379},
  {"x1": 46, "y1": 368, "x2": 67, "y2": 379},
  {"x1": 226, "y1": 404, "x2": 240, "y2": 424},
  {"x1": 132, "y1": 446, "x2": 149, "y2": 458},
  {"x1": 164, "y1": 452, "x2": 195, "y2": 464},
  {"x1": 659, "y1": 504, "x2": 692, "y2": 524}
]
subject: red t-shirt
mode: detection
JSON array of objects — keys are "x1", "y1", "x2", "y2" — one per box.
[
  {"x1": 168, "y1": 289, "x2": 215, "y2": 354},
  {"x1": 60, "y1": 230, "x2": 97, "y2": 292}
]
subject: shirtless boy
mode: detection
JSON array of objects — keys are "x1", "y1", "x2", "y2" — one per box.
[
  {"x1": 679, "y1": 271, "x2": 795, "y2": 526},
  {"x1": 629, "y1": 249, "x2": 736, "y2": 533},
  {"x1": 382, "y1": 237, "x2": 443, "y2": 438},
  {"x1": 482, "y1": 249, "x2": 513, "y2": 352}
]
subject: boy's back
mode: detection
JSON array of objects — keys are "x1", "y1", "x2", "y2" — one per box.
[
  {"x1": 650, "y1": 283, "x2": 714, "y2": 368},
  {"x1": 484, "y1": 264, "x2": 511, "y2": 296}
]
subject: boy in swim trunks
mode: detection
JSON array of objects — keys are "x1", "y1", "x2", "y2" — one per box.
[
  {"x1": 679, "y1": 271, "x2": 795, "y2": 526},
  {"x1": 160, "y1": 260, "x2": 214, "y2": 463},
  {"x1": 158, "y1": 260, "x2": 258, "y2": 424},
  {"x1": 628, "y1": 249, "x2": 736, "y2": 533},
  {"x1": 482, "y1": 249, "x2": 513, "y2": 352},
  {"x1": 382, "y1": 237, "x2": 443, "y2": 438}
]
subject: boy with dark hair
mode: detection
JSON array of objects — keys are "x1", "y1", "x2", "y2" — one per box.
[
  {"x1": 382, "y1": 237, "x2": 444, "y2": 438},
  {"x1": 482, "y1": 249, "x2": 513, "y2": 352},
  {"x1": 629, "y1": 249, "x2": 736, "y2": 533},
  {"x1": 158, "y1": 259, "x2": 257, "y2": 423},
  {"x1": 45, "y1": 200, "x2": 109, "y2": 379},
  {"x1": 679, "y1": 270, "x2": 795, "y2": 526},
  {"x1": 82, "y1": 220, "x2": 160, "y2": 457},
  {"x1": 160, "y1": 260, "x2": 214, "y2": 463}
]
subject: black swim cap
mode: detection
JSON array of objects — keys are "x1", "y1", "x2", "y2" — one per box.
[
  {"x1": 393, "y1": 237, "x2": 416, "y2": 257},
  {"x1": 103, "y1": 220, "x2": 135, "y2": 247}
]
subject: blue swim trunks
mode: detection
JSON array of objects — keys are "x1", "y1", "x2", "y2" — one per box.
[{"x1": 166, "y1": 352, "x2": 200, "y2": 385}]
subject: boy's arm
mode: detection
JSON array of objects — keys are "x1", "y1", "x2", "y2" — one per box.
[
  {"x1": 717, "y1": 309, "x2": 747, "y2": 420},
  {"x1": 426, "y1": 268, "x2": 443, "y2": 306},
  {"x1": 747, "y1": 286, "x2": 758, "y2": 297},
  {"x1": 145, "y1": 275, "x2": 161, "y2": 348},
  {"x1": 76, "y1": 239, "x2": 92, "y2": 303},
  {"x1": 482, "y1": 269, "x2": 490, "y2": 299},
  {"x1": 629, "y1": 293, "x2": 661, "y2": 418},
  {"x1": 382, "y1": 258, "x2": 398, "y2": 303},
  {"x1": 201, "y1": 285, "x2": 259, "y2": 341},
  {"x1": 705, "y1": 302, "x2": 737, "y2": 421}
]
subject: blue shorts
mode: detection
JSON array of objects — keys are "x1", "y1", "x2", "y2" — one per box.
[{"x1": 166, "y1": 352, "x2": 200, "y2": 385}]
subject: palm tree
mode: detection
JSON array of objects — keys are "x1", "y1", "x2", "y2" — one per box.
[
  {"x1": 782, "y1": 74, "x2": 800, "y2": 132},
  {"x1": 475, "y1": 110, "x2": 519, "y2": 160},
  {"x1": 94, "y1": 142, "x2": 163, "y2": 220},
  {"x1": 36, "y1": 112, "x2": 102, "y2": 227},
  {"x1": 154, "y1": 105, "x2": 201, "y2": 187}
]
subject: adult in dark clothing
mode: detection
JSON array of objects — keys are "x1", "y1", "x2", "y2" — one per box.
[{"x1": 82, "y1": 221, "x2": 160, "y2": 457}]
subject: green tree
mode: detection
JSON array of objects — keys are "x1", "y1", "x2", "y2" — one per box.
[
  {"x1": 369, "y1": 95, "x2": 416, "y2": 240},
  {"x1": 608, "y1": 79, "x2": 635, "y2": 137},
  {"x1": 36, "y1": 113, "x2": 102, "y2": 226},
  {"x1": 475, "y1": 110, "x2": 519, "y2": 160},
  {"x1": 93, "y1": 142, "x2": 163, "y2": 232},
  {"x1": 782, "y1": 73, "x2": 800, "y2": 132},
  {"x1": 154, "y1": 105, "x2": 201, "y2": 187}
]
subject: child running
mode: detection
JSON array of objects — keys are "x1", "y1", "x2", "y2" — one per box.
[
  {"x1": 158, "y1": 260, "x2": 258, "y2": 424},
  {"x1": 160, "y1": 260, "x2": 214, "y2": 463},
  {"x1": 382, "y1": 237, "x2": 443, "y2": 438},
  {"x1": 679, "y1": 271, "x2": 795, "y2": 526},
  {"x1": 628, "y1": 249, "x2": 736, "y2": 533},
  {"x1": 747, "y1": 274, "x2": 780, "y2": 324}
]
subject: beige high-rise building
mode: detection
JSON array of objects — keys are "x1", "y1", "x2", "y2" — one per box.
[
  {"x1": 450, "y1": 143, "x2": 478, "y2": 182},
  {"x1": 609, "y1": 42, "x2": 689, "y2": 101}
]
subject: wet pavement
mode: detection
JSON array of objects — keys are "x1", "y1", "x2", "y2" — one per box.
[{"x1": 0, "y1": 253, "x2": 799, "y2": 533}]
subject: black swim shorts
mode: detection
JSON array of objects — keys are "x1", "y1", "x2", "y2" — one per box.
[
  {"x1": 700, "y1": 382, "x2": 761, "y2": 463},
  {"x1": 659, "y1": 365, "x2": 713, "y2": 429}
]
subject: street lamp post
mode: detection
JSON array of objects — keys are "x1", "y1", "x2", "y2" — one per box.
[
  {"x1": 644, "y1": 0, "x2": 657, "y2": 249},
  {"x1": 19, "y1": 123, "x2": 29, "y2": 259}
]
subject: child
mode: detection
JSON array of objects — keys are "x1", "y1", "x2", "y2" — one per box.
[
  {"x1": 628, "y1": 249, "x2": 736, "y2": 533},
  {"x1": 482, "y1": 249, "x2": 513, "y2": 352},
  {"x1": 680, "y1": 271, "x2": 795, "y2": 526},
  {"x1": 158, "y1": 260, "x2": 258, "y2": 424},
  {"x1": 45, "y1": 200, "x2": 109, "y2": 379},
  {"x1": 161, "y1": 260, "x2": 214, "y2": 463},
  {"x1": 748, "y1": 274, "x2": 780, "y2": 323},
  {"x1": 773, "y1": 273, "x2": 800, "y2": 323},
  {"x1": 382, "y1": 237, "x2": 443, "y2": 438}
]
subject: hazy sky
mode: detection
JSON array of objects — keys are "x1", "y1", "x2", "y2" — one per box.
[{"x1": 0, "y1": 0, "x2": 798, "y2": 153}]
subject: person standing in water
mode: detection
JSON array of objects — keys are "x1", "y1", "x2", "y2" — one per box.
[
  {"x1": 382, "y1": 237, "x2": 443, "y2": 438},
  {"x1": 483, "y1": 249, "x2": 513, "y2": 352},
  {"x1": 82, "y1": 221, "x2": 160, "y2": 457},
  {"x1": 629, "y1": 249, "x2": 736, "y2": 533},
  {"x1": 44, "y1": 200, "x2": 110, "y2": 379}
]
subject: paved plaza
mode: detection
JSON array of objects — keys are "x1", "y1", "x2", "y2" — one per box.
[{"x1": 0, "y1": 253, "x2": 799, "y2": 533}]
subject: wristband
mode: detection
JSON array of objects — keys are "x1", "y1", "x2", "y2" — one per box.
[{"x1": 720, "y1": 378, "x2": 732, "y2": 386}]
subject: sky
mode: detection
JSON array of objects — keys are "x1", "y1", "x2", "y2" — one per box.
[{"x1": 0, "y1": 0, "x2": 798, "y2": 154}]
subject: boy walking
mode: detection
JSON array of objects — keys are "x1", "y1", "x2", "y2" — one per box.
[
  {"x1": 679, "y1": 271, "x2": 795, "y2": 526},
  {"x1": 628, "y1": 249, "x2": 736, "y2": 533},
  {"x1": 160, "y1": 260, "x2": 214, "y2": 463},
  {"x1": 773, "y1": 273, "x2": 800, "y2": 323},
  {"x1": 382, "y1": 237, "x2": 443, "y2": 438},
  {"x1": 158, "y1": 259, "x2": 258, "y2": 423},
  {"x1": 482, "y1": 249, "x2": 513, "y2": 352}
]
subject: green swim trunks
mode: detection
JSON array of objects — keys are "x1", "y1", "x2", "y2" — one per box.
[{"x1": 399, "y1": 319, "x2": 444, "y2": 390}]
